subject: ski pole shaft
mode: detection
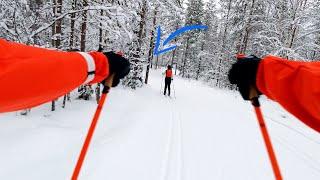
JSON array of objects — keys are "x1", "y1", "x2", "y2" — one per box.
[
  {"x1": 71, "y1": 75, "x2": 114, "y2": 180},
  {"x1": 252, "y1": 98, "x2": 283, "y2": 180},
  {"x1": 172, "y1": 80, "x2": 176, "y2": 98},
  {"x1": 160, "y1": 79, "x2": 163, "y2": 94},
  {"x1": 160, "y1": 73, "x2": 165, "y2": 94},
  {"x1": 71, "y1": 89, "x2": 108, "y2": 180}
]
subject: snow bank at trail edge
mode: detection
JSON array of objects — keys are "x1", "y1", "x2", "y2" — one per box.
[{"x1": 0, "y1": 69, "x2": 320, "y2": 180}]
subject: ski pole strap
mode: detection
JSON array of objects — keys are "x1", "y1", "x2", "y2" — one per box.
[
  {"x1": 253, "y1": 98, "x2": 283, "y2": 180},
  {"x1": 102, "y1": 85, "x2": 110, "y2": 94},
  {"x1": 251, "y1": 97, "x2": 260, "y2": 107},
  {"x1": 71, "y1": 90, "x2": 109, "y2": 180}
]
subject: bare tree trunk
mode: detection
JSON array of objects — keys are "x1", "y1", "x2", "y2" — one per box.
[
  {"x1": 69, "y1": 0, "x2": 77, "y2": 49},
  {"x1": 216, "y1": 0, "x2": 232, "y2": 87},
  {"x1": 55, "y1": 0, "x2": 62, "y2": 48},
  {"x1": 155, "y1": 55, "x2": 159, "y2": 69},
  {"x1": 51, "y1": 0, "x2": 57, "y2": 111},
  {"x1": 144, "y1": 6, "x2": 158, "y2": 84},
  {"x1": 52, "y1": 0, "x2": 56, "y2": 47},
  {"x1": 29, "y1": 0, "x2": 43, "y2": 45},
  {"x1": 62, "y1": 93, "x2": 70, "y2": 108},
  {"x1": 286, "y1": 0, "x2": 308, "y2": 59},
  {"x1": 22, "y1": 0, "x2": 44, "y2": 115},
  {"x1": 221, "y1": 0, "x2": 232, "y2": 50},
  {"x1": 20, "y1": 109, "x2": 31, "y2": 116},
  {"x1": 196, "y1": 43, "x2": 204, "y2": 80},
  {"x1": 62, "y1": 95, "x2": 67, "y2": 108},
  {"x1": 80, "y1": 0, "x2": 88, "y2": 51},
  {"x1": 171, "y1": 22, "x2": 180, "y2": 67},
  {"x1": 128, "y1": 0, "x2": 147, "y2": 87},
  {"x1": 51, "y1": 100, "x2": 56, "y2": 111},
  {"x1": 98, "y1": 0, "x2": 104, "y2": 51},
  {"x1": 239, "y1": 0, "x2": 255, "y2": 54},
  {"x1": 52, "y1": 0, "x2": 63, "y2": 111},
  {"x1": 182, "y1": 37, "x2": 190, "y2": 78},
  {"x1": 137, "y1": 0, "x2": 147, "y2": 54},
  {"x1": 196, "y1": 59, "x2": 200, "y2": 80},
  {"x1": 95, "y1": 83, "x2": 101, "y2": 104},
  {"x1": 171, "y1": 48, "x2": 176, "y2": 66},
  {"x1": 175, "y1": 57, "x2": 178, "y2": 75}
]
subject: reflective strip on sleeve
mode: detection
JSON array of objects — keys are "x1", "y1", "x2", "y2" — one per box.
[{"x1": 78, "y1": 52, "x2": 96, "y2": 84}]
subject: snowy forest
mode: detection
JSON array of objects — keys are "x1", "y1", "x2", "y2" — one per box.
[
  {"x1": 2, "y1": 1, "x2": 320, "y2": 179},
  {"x1": 1, "y1": 0, "x2": 320, "y2": 90}
]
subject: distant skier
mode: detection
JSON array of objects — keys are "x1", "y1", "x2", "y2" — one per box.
[
  {"x1": 0, "y1": 39, "x2": 130, "y2": 113},
  {"x1": 164, "y1": 65, "x2": 173, "y2": 96},
  {"x1": 228, "y1": 54, "x2": 320, "y2": 133}
]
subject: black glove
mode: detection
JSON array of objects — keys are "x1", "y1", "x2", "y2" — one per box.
[
  {"x1": 228, "y1": 55, "x2": 261, "y2": 100},
  {"x1": 103, "y1": 52, "x2": 130, "y2": 87}
]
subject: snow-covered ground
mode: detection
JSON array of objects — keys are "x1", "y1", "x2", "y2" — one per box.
[{"x1": 1, "y1": 69, "x2": 320, "y2": 180}]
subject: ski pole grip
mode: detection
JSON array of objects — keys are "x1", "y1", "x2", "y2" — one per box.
[
  {"x1": 102, "y1": 74, "x2": 115, "y2": 94},
  {"x1": 251, "y1": 97, "x2": 260, "y2": 107},
  {"x1": 102, "y1": 86, "x2": 110, "y2": 94}
]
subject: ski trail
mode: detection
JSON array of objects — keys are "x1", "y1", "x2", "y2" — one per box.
[
  {"x1": 275, "y1": 136, "x2": 320, "y2": 173},
  {"x1": 160, "y1": 98, "x2": 175, "y2": 180},
  {"x1": 160, "y1": 97, "x2": 184, "y2": 180},
  {"x1": 168, "y1": 99, "x2": 183, "y2": 180},
  {"x1": 2, "y1": 69, "x2": 320, "y2": 179},
  {"x1": 176, "y1": 111, "x2": 183, "y2": 180},
  {"x1": 156, "y1": 69, "x2": 184, "y2": 180},
  {"x1": 274, "y1": 136, "x2": 320, "y2": 178}
]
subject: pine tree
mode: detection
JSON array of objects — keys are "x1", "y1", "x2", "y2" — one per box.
[
  {"x1": 201, "y1": 1, "x2": 219, "y2": 84},
  {"x1": 1, "y1": 0, "x2": 320, "y2": 113},
  {"x1": 122, "y1": 0, "x2": 147, "y2": 89},
  {"x1": 181, "y1": 0, "x2": 205, "y2": 79}
]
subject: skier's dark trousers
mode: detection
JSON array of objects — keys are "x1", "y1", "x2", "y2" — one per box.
[
  {"x1": 164, "y1": 65, "x2": 173, "y2": 96},
  {"x1": 164, "y1": 77, "x2": 172, "y2": 96}
]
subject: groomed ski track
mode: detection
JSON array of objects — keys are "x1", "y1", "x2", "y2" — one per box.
[{"x1": 1, "y1": 69, "x2": 320, "y2": 180}]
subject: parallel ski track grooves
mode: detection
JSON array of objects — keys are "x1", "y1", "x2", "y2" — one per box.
[
  {"x1": 274, "y1": 136, "x2": 320, "y2": 177},
  {"x1": 177, "y1": 111, "x2": 183, "y2": 180},
  {"x1": 160, "y1": 98, "x2": 183, "y2": 180}
]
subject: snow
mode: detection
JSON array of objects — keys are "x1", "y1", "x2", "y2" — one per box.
[{"x1": 1, "y1": 69, "x2": 320, "y2": 180}]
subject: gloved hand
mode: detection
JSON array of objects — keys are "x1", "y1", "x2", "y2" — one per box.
[
  {"x1": 103, "y1": 52, "x2": 130, "y2": 87},
  {"x1": 228, "y1": 55, "x2": 262, "y2": 100}
]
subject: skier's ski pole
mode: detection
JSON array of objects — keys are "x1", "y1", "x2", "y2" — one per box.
[
  {"x1": 71, "y1": 74, "x2": 114, "y2": 180},
  {"x1": 172, "y1": 80, "x2": 176, "y2": 98},
  {"x1": 160, "y1": 79, "x2": 163, "y2": 94},
  {"x1": 160, "y1": 73, "x2": 164, "y2": 95},
  {"x1": 251, "y1": 97, "x2": 283, "y2": 180}
]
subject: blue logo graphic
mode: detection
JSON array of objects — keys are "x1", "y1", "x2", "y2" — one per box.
[{"x1": 154, "y1": 25, "x2": 208, "y2": 56}]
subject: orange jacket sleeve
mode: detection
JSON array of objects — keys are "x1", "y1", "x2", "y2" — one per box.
[
  {"x1": 256, "y1": 55, "x2": 320, "y2": 132},
  {"x1": 0, "y1": 39, "x2": 109, "y2": 113}
]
